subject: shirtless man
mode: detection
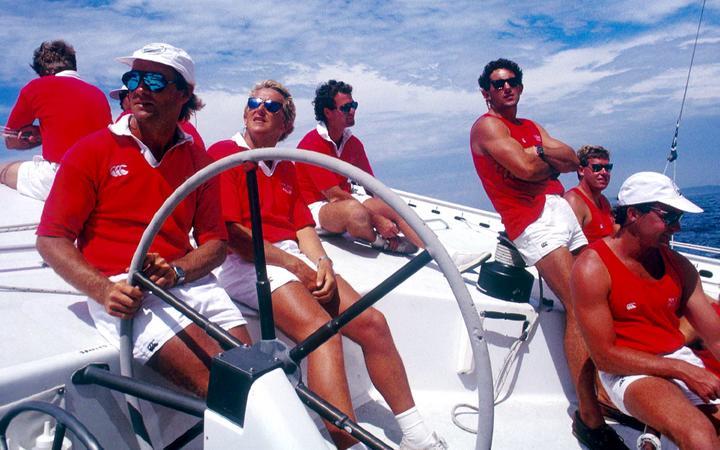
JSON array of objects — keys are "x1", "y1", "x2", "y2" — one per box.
[
  {"x1": 36, "y1": 43, "x2": 250, "y2": 397},
  {"x1": 470, "y1": 59, "x2": 626, "y2": 448},
  {"x1": 565, "y1": 145, "x2": 617, "y2": 243},
  {"x1": 1, "y1": 40, "x2": 111, "y2": 200},
  {"x1": 573, "y1": 172, "x2": 720, "y2": 449},
  {"x1": 295, "y1": 80, "x2": 421, "y2": 255}
]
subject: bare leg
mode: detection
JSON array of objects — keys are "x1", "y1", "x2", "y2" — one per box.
[
  {"x1": 318, "y1": 198, "x2": 377, "y2": 242},
  {"x1": 147, "y1": 324, "x2": 251, "y2": 398},
  {"x1": 363, "y1": 197, "x2": 424, "y2": 248},
  {"x1": 334, "y1": 275, "x2": 415, "y2": 414},
  {"x1": 0, "y1": 161, "x2": 22, "y2": 190},
  {"x1": 271, "y1": 281, "x2": 358, "y2": 449},
  {"x1": 535, "y1": 246, "x2": 604, "y2": 427},
  {"x1": 624, "y1": 377, "x2": 720, "y2": 449}
]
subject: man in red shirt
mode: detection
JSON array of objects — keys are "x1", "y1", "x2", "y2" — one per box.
[
  {"x1": 36, "y1": 43, "x2": 250, "y2": 398},
  {"x1": 565, "y1": 145, "x2": 618, "y2": 243},
  {"x1": 1, "y1": 40, "x2": 111, "y2": 200},
  {"x1": 470, "y1": 59, "x2": 625, "y2": 449},
  {"x1": 573, "y1": 172, "x2": 720, "y2": 448},
  {"x1": 209, "y1": 80, "x2": 446, "y2": 450},
  {"x1": 295, "y1": 80, "x2": 421, "y2": 255}
]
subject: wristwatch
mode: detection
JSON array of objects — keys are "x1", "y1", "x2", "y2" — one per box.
[
  {"x1": 172, "y1": 264, "x2": 187, "y2": 286},
  {"x1": 535, "y1": 145, "x2": 545, "y2": 160}
]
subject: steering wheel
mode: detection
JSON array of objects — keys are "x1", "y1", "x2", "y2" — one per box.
[{"x1": 124, "y1": 147, "x2": 495, "y2": 450}]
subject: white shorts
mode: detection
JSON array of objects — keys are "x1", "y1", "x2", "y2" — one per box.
[
  {"x1": 216, "y1": 240, "x2": 319, "y2": 309},
  {"x1": 512, "y1": 195, "x2": 588, "y2": 266},
  {"x1": 308, "y1": 192, "x2": 372, "y2": 234},
  {"x1": 87, "y1": 273, "x2": 247, "y2": 364},
  {"x1": 599, "y1": 346, "x2": 720, "y2": 415},
  {"x1": 16, "y1": 155, "x2": 58, "y2": 201}
]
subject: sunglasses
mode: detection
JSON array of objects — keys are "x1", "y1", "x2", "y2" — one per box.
[
  {"x1": 589, "y1": 163, "x2": 613, "y2": 172},
  {"x1": 122, "y1": 70, "x2": 176, "y2": 93},
  {"x1": 637, "y1": 205, "x2": 683, "y2": 226},
  {"x1": 247, "y1": 97, "x2": 283, "y2": 113},
  {"x1": 338, "y1": 101, "x2": 359, "y2": 113},
  {"x1": 490, "y1": 77, "x2": 521, "y2": 90}
]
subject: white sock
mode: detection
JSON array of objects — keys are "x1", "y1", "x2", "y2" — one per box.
[
  {"x1": 347, "y1": 443, "x2": 368, "y2": 450},
  {"x1": 396, "y1": 407, "x2": 434, "y2": 447}
]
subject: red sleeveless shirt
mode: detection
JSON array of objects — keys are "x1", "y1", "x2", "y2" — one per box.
[
  {"x1": 472, "y1": 114, "x2": 564, "y2": 240},
  {"x1": 568, "y1": 187, "x2": 614, "y2": 243},
  {"x1": 591, "y1": 240, "x2": 686, "y2": 354}
]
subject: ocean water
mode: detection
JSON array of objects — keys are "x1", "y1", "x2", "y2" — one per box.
[{"x1": 674, "y1": 185, "x2": 720, "y2": 256}]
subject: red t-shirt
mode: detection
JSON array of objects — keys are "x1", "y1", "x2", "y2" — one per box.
[
  {"x1": 472, "y1": 114, "x2": 564, "y2": 240},
  {"x1": 208, "y1": 138, "x2": 315, "y2": 243},
  {"x1": 295, "y1": 127, "x2": 374, "y2": 204},
  {"x1": 7, "y1": 72, "x2": 111, "y2": 163},
  {"x1": 567, "y1": 187, "x2": 614, "y2": 243},
  {"x1": 590, "y1": 240, "x2": 686, "y2": 354},
  {"x1": 37, "y1": 122, "x2": 225, "y2": 276}
]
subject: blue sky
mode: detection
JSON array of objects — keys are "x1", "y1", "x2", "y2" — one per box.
[{"x1": 1, "y1": 0, "x2": 718, "y2": 211}]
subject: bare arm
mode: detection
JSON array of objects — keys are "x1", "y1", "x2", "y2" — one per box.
[
  {"x1": 5, "y1": 125, "x2": 41, "y2": 150},
  {"x1": 470, "y1": 116, "x2": 554, "y2": 182},
  {"x1": 321, "y1": 185, "x2": 356, "y2": 203},
  {"x1": 563, "y1": 190, "x2": 589, "y2": 227},
  {"x1": 170, "y1": 238, "x2": 226, "y2": 283},
  {"x1": 573, "y1": 249, "x2": 720, "y2": 402},
  {"x1": 677, "y1": 255, "x2": 720, "y2": 360},
  {"x1": 296, "y1": 226, "x2": 336, "y2": 302},
  {"x1": 535, "y1": 123, "x2": 578, "y2": 173},
  {"x1": 36, "y1": 235, "x2": 143, "y2": 319}
]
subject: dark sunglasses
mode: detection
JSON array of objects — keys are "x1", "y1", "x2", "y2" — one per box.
[
  {"x1": 247, "y1": 97, "x2": 283, "y2": 113},
  {"x1": 589, "y1": 163, "x2": 613, "y2": 172},
  {"x1": 637, "y1": 205, "x2": 683, "y2": 226},
  {"x1": 122, "y1": 70, "x2": 176, "y2": 93},
  {"x1": 338, "y1": 101, "x2": 359, "y2": 113},
  {"x1": 490, "y1": 77, "x2": 521, "y2": 90}
]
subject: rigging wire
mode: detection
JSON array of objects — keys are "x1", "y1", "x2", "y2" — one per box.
[{"x1": 664, "y1": 0, "x2": 706, "y2": 174}]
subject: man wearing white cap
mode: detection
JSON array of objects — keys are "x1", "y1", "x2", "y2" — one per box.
[
  {"x1": 37, "y1": 43, "x2": 250, "y2": 398},
  {"x1": 572, "y1": 172, "x2": 720, "y2": 448}
]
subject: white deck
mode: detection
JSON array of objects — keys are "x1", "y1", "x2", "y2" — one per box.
[{"x1": 3, "y1": 183, "x2": 715, "y2": 449}]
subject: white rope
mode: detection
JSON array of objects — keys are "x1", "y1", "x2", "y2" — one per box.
[
  {"x1": 0, "y1": 223, "x2": 39, "y2": 233},
  {"x1": 0, "y1": 285, "x2": 83, "y2": 295}
]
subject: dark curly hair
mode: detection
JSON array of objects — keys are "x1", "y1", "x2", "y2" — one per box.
[
  {"x1": 478, "y1": 58, "x2": 523, "y2": 91},
  {"x1": 313, "y1": 80, "x2": 353, "y2": 124},
  {"x1": 31, "y1": 40, "x2": 77, "y2": 76},
  {"x1": 172, "y1": 70, "x2": 204, "y2": 122}
]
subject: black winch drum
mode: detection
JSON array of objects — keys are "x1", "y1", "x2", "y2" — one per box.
[{"x1": 477, "y1": 232, "x2": 533, "y2": 303}]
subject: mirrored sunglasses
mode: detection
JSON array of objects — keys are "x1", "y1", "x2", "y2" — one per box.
[
  {"x1": 338, "y1": 101, "x2": 359, "y2": 113},
  {"x1": 122, "y1": 70, "x2": 176, "y2": 93},
  {"x1": 247, "y1": 97, "x2": 283, "y2": 113},
  {"x1": 490, "y1": 77, "x2": 521, "y2": 90},
  {"x1": 590, "y1": 163, "x2": 613, "y2": 172}
]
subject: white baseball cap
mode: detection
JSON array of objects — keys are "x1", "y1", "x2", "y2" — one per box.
[
  {"x1": 109, "y1": 86, "x2": 128, "y2": 100},
  {"x1": 116, "y1": 43, "x2": 195, "y2": 86},
  {"x1": 617, "y1": 171, "x2": 702, "y2": 213}
]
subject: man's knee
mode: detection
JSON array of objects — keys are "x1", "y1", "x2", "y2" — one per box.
[
  {"x1": 671, "y1": 421, "x2": 718, "y2": 449},
  {"x1": 351, "y1": 308, "x2": 391, "y2": 342},
  {"x1": 0, "y1": 161, "x2": 21, "y2": 188}
]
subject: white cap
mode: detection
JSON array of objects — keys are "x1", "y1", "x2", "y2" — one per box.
[
  {"x1": 109, "y1": 86, "x2": 128, "y2": 99},
  {"x1": 116, "y1": 43, "x2": 195, "y2": 86},
  {"x1": 617, "y1": 171, "x2": 702, "y2": 213}
]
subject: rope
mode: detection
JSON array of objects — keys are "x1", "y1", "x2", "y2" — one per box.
[
  {"x1": 0, "y1": 285, "x2": 83, "y2": 295},
  {"x1": 0, "y1": 223, "x2": 39, "y2": 233},
  {"x1": 664, "y1": 0, "x2": 706, "y2": 169}
]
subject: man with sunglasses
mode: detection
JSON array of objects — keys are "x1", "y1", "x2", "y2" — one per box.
[
  {"x1": 565, "y1": 145, "x2": 618, "y2": 243},
  {"x1": 1, "y1": 40, "x2": 111, "y2": 201},
  {"x1": 573, "y1": 171, "x2": 720, "y2": 448},
  {"x1": 470, "y1": 58, "x2": 627, "y2": 449},
  {"x1": 295, "y1": 80, "x2": 422, "y2": 255},
  {"x1": 36, "y1": 43, "x2": 251, "y2": 399}
]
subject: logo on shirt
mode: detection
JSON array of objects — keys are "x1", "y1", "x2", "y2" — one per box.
[
  {"x1": 280, "y1": 182, "x2": 293, "y2": 195},
  {"x1": 110, "y1": 164, "x2": 129, "y2": 177},
  {"x1": 626, "y1": 302, "x2": 637, "y2": 311},
  {"x1": 667, "y1": 297, "x2": 679, "y2": 309}
]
